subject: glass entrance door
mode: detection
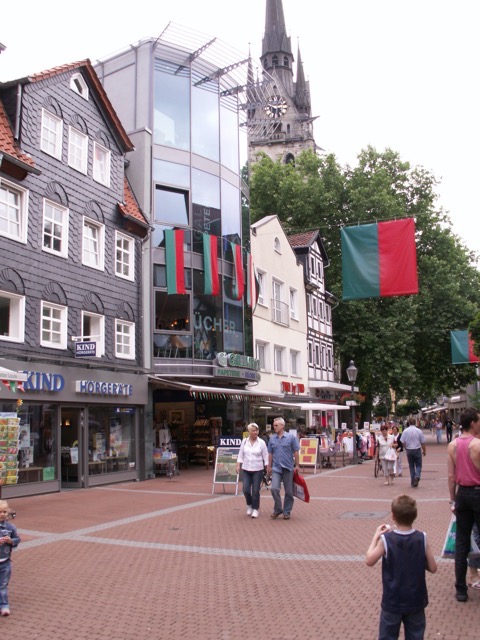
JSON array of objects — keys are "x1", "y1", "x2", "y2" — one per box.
[{"x1": 61, "y1": 408, "x2": 83, "y2": 488}]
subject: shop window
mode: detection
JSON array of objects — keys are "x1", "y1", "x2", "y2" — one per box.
[
  {"x1": 0, "y1": 402, "x2": 57, "y2": 485},
  {"x1": 0, "y1": 290, "x2": 25, "y2": 342},
  {"x1": 154, "y1": 291, "x2": 190, "y2": 331},
  {"x1": 88, "y1": 406, "x2": 135, "y2": 475}
]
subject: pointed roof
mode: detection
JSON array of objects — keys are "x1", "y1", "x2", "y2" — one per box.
[
  {"x1": 288, "y1": 229, "x2": 329, "y2": 265},
  {"x1": 4, "y1": 60, "x2": 134, "y2": 154},
  {"x1": 0, "y1": 99, "x2": 39, "y2": 177},
  {"x1": 262, "y1": 0, "x2": 292, "y2": 56},
  {"x1": 118, "y1": 176, "x2": 150, "y2": 238},
  {"x1": 294, "y1": 45, "x2": 309, "y2": 109}
]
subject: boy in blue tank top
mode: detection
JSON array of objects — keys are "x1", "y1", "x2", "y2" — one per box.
[{"x1": 366, "y1": 495, "x2": 437, "y2": 640}]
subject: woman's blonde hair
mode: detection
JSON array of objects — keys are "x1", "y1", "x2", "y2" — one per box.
[{"x1": 247, "y1": 423, "x2": 259, "y2": 433}]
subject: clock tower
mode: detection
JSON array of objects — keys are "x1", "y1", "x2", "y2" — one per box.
[{"x1": 248, "y1": 0, "x2": 318, "y2": 166}]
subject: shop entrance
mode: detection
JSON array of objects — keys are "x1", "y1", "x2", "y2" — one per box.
[{"x1": 61, "y1": 408, "x2": 84, "y2": 488}]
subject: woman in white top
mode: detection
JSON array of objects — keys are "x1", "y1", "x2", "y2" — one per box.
[
  {"x1": 236, "y1": 423, "x2": 269, "y2": 518},
  {"x1": 377, "y1": 426, "x2": 396, "y2": 485}
]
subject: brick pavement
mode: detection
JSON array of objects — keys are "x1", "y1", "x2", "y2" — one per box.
[{"x1": 1, "y1": 432, "x2": 478, "y2": 639}]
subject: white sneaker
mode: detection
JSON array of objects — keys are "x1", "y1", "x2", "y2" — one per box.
[
  {"x1": 251, "y1": 509, "x2": 259, "y2": 518},
  {"x1": 246, "y1": 506, "x2": 253, "y2": 516}
]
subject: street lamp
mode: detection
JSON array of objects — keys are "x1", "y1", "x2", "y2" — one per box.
[{"x1": 346, "y1": 360, "x2": 359, "y2": 464}]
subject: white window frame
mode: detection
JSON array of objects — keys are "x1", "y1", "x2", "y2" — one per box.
[
  {"x1": 70, "y1": 73, "x2": 89, "y2": 100},
  {"x1": 115, "y1": 319, "x2": 135, "y2": 359},
  {"x1": 289, "y1": 287, "x2": 298, "y2": 320},
  {"x1": 82, "y1": 217, "x2": 105, "y2": 270},
  {"x1": 68, "y1": 126, "x2": 88, "y2": 174},
  {"x1": 81, "y1": 311, "x2": 105, "y2": 357},
  {"x1": 93, "y1": 141, "x2": 111, "y2": 187},
  {"x1": 115, "y1": 231, "x2": 135, "y2": 281},
  {"x1": 41, "y1": 301, "x2": 67, "y2": 349},
  {"x1": 0, "y1": 178, "x2": 28, "y2": 243},
  {"x1": 41, "y1": 109, "x2": 63, "y2": 159},
  {"x1": 257, "y1": 270, "x2": 267, "y2": 306},
  {"x1": 0, "y1": 290, "x2": 25, "y2": 342},
  {"x1": 290, "y1": 349, "x2": 300, "y2": 377},
  {"x1": 256, "y1": 341, "x2": 268, "y2": 372},
  {"x1": 274, "y1": 345, "x2": 285, "y2": 374},
  {"x1": 42, "y1": 199, "x2": 69, "y2": 258}
]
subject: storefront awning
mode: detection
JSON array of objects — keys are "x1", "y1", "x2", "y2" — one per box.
[
  {"x1": 261, "y1": 401, "x2": 349, "y2": 411},
  {"x1": 149, "y1": 376, "x2": 284, "y2": 401},
  {"x1": 0, "y1": 367, "x2": 28, "y2": 382}
]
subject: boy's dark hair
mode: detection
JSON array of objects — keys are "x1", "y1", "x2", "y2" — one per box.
[
  {"x1": 460, "y1": 408, "x2": 479, "y2": 432},
  {"x1": 391, "y1": 495, "x2": 417, "y2": 527}
]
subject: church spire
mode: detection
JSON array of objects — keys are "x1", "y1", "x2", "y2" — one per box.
[
  {"x1": 262, "y1": 0, "x2": 292, "y2": 57},
  {"x1": 294, "y1": 44, "x2": 310, "y2": 114}
]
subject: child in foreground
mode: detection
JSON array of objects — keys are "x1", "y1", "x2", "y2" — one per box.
[
  {"x1": 365, "y1": 494, "x2": 437, "y2": 640},
  {"x1": 0, "y1": 500, "x2": 21, "y2": 617}
]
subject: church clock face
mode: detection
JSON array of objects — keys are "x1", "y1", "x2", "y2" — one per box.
[{"x1": 264, "y1": 95, "x2": 288, "y2": 118}]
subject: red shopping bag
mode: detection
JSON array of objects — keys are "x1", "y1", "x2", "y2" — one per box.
[{"x1": 293, "y1": 470, "x2": 310, "y2": 503}]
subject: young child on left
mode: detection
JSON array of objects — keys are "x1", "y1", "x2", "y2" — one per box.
[{"x1": 0, "y1": 500, "x2": 21, "y2": 617}]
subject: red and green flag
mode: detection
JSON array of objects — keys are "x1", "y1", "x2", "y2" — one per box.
[
  {"x1": 231, "y1": 241, "x2": 244, "y2": 300},
  {"x1": 341, "y1": 218, "x2": 418, "y2": 300},
  {"x1": 165, "y1": 229, "x2": 186, "y2": 294},
  {"x1": 246, "y1": 252, "x2": 259, "y2": 310},
  {"x1": 451, "y1": 330, "x2": 480, "y2": 364},
  {"x1": 203, "y1": 233, "x2": 219, "y2": 296}
]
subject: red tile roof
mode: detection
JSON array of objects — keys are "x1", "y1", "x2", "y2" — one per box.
[
  {"x1": 0, "y1": 100, "x2": 36, "y2": 169},
  {"x1": 118, "y1": 176, "x2": 149, "y2": 237},
  {"x1": 287, "y1": 230, "x2": 319, "y2": 248}
]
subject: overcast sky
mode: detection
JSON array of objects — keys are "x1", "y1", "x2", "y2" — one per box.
[{"x1": 2, "y1": 0, "x2": 479, "y2": 256}]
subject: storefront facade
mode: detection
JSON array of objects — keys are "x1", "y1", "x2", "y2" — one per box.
[{"x1": 0, "y1": 360, "x2": 148, "y2": 498}]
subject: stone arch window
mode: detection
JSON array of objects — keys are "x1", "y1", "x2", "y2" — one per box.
[{"x1": 285, "y1": 153, "x2": 295, "y2": 165}]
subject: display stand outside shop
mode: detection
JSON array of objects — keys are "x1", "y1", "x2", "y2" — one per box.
[{"x1": 212, "y1": 446, "x2": 240, "y2": 495}]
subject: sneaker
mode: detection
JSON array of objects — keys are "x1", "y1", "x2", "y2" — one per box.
[
  {"x1": 246, "y1": 506, "x2": 253, "y2": 516},
  {"x1": 456, "y1": 592, "x2": 468, "y2": 602},
  {"x1": 0, "y1": 608, "x2": 10, "y2": 616},
  {"x1": 251, "y1": 509, "x2": 259, "y2": 518}
]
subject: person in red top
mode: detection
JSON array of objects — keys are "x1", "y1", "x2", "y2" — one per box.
[{"x1": 447, "y1": 407, "x2": 480, "y2": 602}]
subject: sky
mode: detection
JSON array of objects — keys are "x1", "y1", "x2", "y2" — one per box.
[{"x1": 2, "y1": 0, "x2": 479, "y2": 256}]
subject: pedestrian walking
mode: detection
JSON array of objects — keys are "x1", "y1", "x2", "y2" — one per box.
[
  {"x1": 267, "y1": 417, "x2": 300, "y2": 520},
  {"x1": 447, "y1": 407, "x2": 480, "y2": 602},
  {"x1": 236, "y1": 423, "x2": 269, "y2": 519},
  {"x1": 392, "y1": 425, "x2": 403, "y2": 477},
  {"x1": 445, "y1": 418, "x2": 454, "y2": 444},
  {"x1": 377, "y1": 426, "x2": 396, "y2": 485},
  {"x1": 365, "y1": 494, "x2": 437, "y2": 640},
  {"x1": 435, "y1": 419, "x2": 443, "y2": 444},
  {"x1": 400, "y1": 419, "x2": 426, "y2": 488},
  {"x1": 0, "y1": 500, "x2": 21, "y2": 617}
]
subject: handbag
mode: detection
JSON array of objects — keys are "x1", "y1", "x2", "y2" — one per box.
[
  {"x1": 292, "y1": 470, "x2": 310, "y2": 503},
  {"x1": 441, "y1": 514, "x2": 480, "y2": 559},
  {"x1": 385, "y1": 446, "x2": 397, "y2": 461}
]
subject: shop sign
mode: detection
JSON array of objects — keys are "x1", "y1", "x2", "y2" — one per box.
[
  {"x1": 216, "y1": 352, "x2": 260, "y2": 371},
  {"x1": 213, "y1": 367, "x2": 261, "y2": 382},
  {"x1": 280, "y1": 381, "x2": 305, "y2": 394},
  {"x1": 75, "y1": 341, "x2": 96, "y2": 357},
  {"x1": 219, "y1": 436, "x2": 242, "y2": 446},
  {"x1": 75, "y1": 380, "x2": 133, "y2": 396},
  {"x1": 22, "y1": 371, "x2": 65, "y2": 392}
]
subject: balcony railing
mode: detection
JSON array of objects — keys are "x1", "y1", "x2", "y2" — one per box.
[{"x1": 271, "y1": 299, "x2": 289, "y2": 326}]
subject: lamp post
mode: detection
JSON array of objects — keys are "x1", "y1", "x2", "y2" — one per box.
[{"x1": 346, "y1": 360, "x2": 358, "y2": 464}]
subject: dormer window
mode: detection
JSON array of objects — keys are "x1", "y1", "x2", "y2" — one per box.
[{"x1": 70, "y1": 73, "x2": 89, "y2": 100}]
